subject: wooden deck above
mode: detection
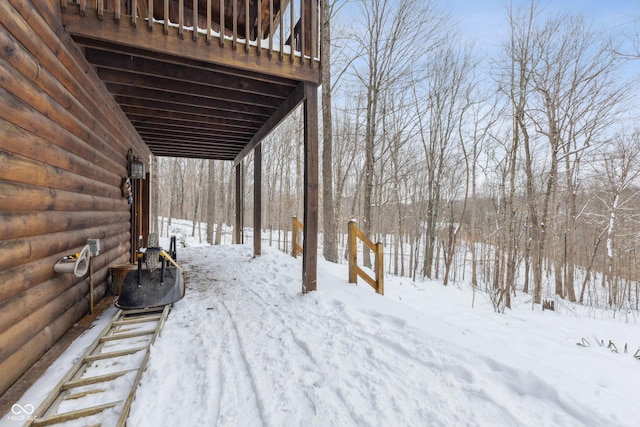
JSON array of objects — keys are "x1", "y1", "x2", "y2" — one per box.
[{"x1": 60, "y1": 0, "x2": 321, "y2": 160}]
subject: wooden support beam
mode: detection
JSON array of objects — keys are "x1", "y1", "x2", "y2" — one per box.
[
  {"x1": 234, "y1": 162, "x2": 244, "y2": 244},
  {"x1": 233, "y1": 81, "x2": 305, "y2": 165},
  {"x1": 96, "y1": 68, "x2": 285, "y2": 109},
  {"x1": 253, "y1": 145, "x2": 262, "y2": 256},
  {"x1": 114, "y1": 95, "x2": 272, "y2": 123},
  {"x1": 302, "y1": 81, "x2": 318, "y2": 292},
  {"x1": 84, "y1": 49, "x2": 296, "y2": 97}
]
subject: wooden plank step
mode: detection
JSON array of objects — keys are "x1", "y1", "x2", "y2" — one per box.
[
  {"x1": 84, "y1": 346, "x2": 149, "y2": 363},
  {"x1": 100, "y1": 329, "x2": 156, "y2": 341},
  {"x1": 113, "y1": 314, "x2": 162, "y2": 326},
  {"x1": 30, "y1": 401, "x2": 121, "y2": 426},
  {"x1": 121, "y1": 307, "x2": 166, "y2": 316},
  {"x1": 64, "y1": 389, "x2": 106, "y2": 400},
  {"x1": 62, "y1": 369, "x2": 138, "y2": 390}
]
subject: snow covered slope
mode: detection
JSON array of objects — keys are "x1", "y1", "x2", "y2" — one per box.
[{"x1": 125, "y1": 244, "x2": 640, "y2": 427}]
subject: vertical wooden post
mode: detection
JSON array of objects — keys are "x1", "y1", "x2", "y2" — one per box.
[
  {"x1": 348, "y1": 219, "x2": 357, "y2": 283},
  {"x1": 192, "y1": 0, "x2": 198, "y2": 41},
  {"x1": 244, "y1": 0, "x2": 249, "y2": 52},
  {"x1": 310, "y1": 0, "x2": 316, "y2": 62},
  {"x1": 131, "y1": 0, "x2": 137, "y2": 26},
  {"x1": 375, "y1": 242, "x2": 384, "y2": 294},
  {"x1": 217, "y1": 0, "x2": 223, "y2": 46},
  {"x1": 178, "y1": 0, "x2": 184, "y2": 38},
  {"x1": 302, "y1": 82, "x2": 318, "y2": 292},
  {"x1": 232, "y1": 0, "x2": 237, "y2": 49},
  {"x1": 299, "y1": 0, "x2": 305, "y2": 64},
  {"x1": 131, "y1": 178, "x2": 144, "y2": 262},
  {"x1": 163, "y1": 0, "x2": 169, "y2": 33},
  {"x1": 268, "y1": 0, "x2": 273, "y2": 57},
  {"x1": 292, "y1": 216, "x2": 298, "y2": 258},
  {"x1": 256, "y1": 0, "x2": 262, "y2": 56},
  {"x1": 116, "y1": 0, "x2": 122, "y2": 23},
  {"x1": 148, "y1": 0, "x2": 154, "y2": 30},
  {"x1": 289, "y1": 0, "x2": 294, "y2": 62},
  {"x1": 253, "y1": 145, "x2": 262, "y2": 256},
  {"x1": 234, "y1": 161, "x2": 244, "y2": 244},
  {"x1": 142, "y1": 170, "x2": 150, "y2": 248},
  {"x1": 279, "y1": 0, "x2": 284, "y2": 60}
]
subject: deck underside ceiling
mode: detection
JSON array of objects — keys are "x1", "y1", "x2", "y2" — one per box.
[{"x1": 72, "y1": 36, "x2": 305, "y2": 161}]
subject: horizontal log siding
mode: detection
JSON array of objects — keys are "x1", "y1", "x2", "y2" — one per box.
[{"x1": 0, "y1": 0, "x2": 149, "y2": 395}]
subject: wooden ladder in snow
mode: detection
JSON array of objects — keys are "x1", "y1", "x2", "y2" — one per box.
[{"x1": 26, "y1": 305, "x2": 171, "y2": 427}]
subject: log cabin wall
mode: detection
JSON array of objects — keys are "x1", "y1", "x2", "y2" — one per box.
[{"x1": 0, "y1": 0, "x2": 150, "y2": 395}]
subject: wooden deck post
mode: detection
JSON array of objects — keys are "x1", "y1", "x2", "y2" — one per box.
[
  {"x1": 234, "y1": 161, "x2": 244, "y2": 244},
  {"x1": 292, "y1": 215, "x2": 303, "y2": 258},
  {"x1": 348, "y1": 219, "x2": 357, "y2": 283},
  {"x1": 292, "y1": 216, "x2": 299, "y2": 258},
  {"x1": 375, "y1": 242, "x2": 384, "y2": 295},
  {"x1": 253, "y1": 144, "x2": 262, "y2": 256},
  {"x1": 302, "y1": 81, "x2": 318, "y2": 292}
]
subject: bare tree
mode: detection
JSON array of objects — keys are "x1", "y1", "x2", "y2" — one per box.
[
  {"x1": 321, "y1": 0, "x2": 339, "y2": 262},
  {"x1": 412, "y1": 41, "x2": 471, "y2": 280},
  {"x1": 528, "y1": 14, "x2": 627, "y2": 302},
  {"x1": 350, "y1": 0, "x2": 448, "y2": 266},
  {"x1": 592, "y1": 132, "x2": 640, "y2": 308}
]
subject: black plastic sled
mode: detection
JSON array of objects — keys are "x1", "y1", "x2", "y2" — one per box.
[{"x1": 116, "y1": 236, "x2": 185, "y2": 309}]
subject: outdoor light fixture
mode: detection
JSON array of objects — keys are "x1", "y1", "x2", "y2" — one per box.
[{"x1": 127, "y1": 148, "x2": 145, "y2": 179}]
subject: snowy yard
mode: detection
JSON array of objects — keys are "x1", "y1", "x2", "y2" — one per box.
[
  {"x1": 132, "y1": 244, "x2": 640, "y2": 426},
  {"x1": 4, "y1": 243, "x2": 640, "y2": 426}
]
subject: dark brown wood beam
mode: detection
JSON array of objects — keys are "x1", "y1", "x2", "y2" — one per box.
[
  {"x1": 302, "y1": 81, "x2": 318, "y2": 293},
  {"x1": 72, "y1": 36, "x2": 299, "y2": 87},
  {"x1": 136, "y1": 127, "x2": 251, "y2": 142},
  {"x1": 97, "y1": 69, "x2": 284, "y2": 109},
  {"x1": 150, "y1": 150, "x2": 235, "y2": 160},
  {"x1": 128, "y1": 114, "x2": 259, "y2": 133},
  {"x1": 254, "y1": 144, "x2": 262, "y2": 256},
  {"x1": 140, "y1": 137, "x2": 246, "y2": 151},
  {"x1": 234, "y1": 81, "x2": 306, "y2": 164},
  {"x1": 130, "y1": 118, "x2": 258, "y2": 136},
  {"x1": 85, "y1": 49, "x2": 295, "y2": 98},
  {"x1": 234, "y1": 162, "x2": 244, "y2": 244},
  {"x1": 113, "y1": 90, "x2": 274, "y2": 118},
  {"x1": 121, "y1": 103, "x2": 266, "y2": 126},
  {"x1": 149, "y1": 143, "x2": 239, "y2": 156},
  {"x1": 132, "y1": 122, "x2": 256, "y2": 138}
]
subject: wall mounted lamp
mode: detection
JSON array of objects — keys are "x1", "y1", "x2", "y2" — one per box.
[{"x1": 127, "y1": 148, "x2": 145, "y2": 179}]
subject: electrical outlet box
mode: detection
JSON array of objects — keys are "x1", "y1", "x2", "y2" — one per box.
[{"x1": 87, "y1": 239, "x2": 100, "y2": 256}]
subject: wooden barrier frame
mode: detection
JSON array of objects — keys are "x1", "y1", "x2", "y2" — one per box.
[
  {"x1": 292, "y1": 215, "x2": 303, "y2": 258},
  {"x1": 348, "y1": 220, "x2": 384, "y2": 295}
]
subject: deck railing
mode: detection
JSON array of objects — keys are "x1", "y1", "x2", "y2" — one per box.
[
  {"x1": 348, "y1": 219, "x2": 384, "y2": 295},
  {"x1": 63, "y1": 0, "x2": 320, "y2": 64},
  {"x1": 291, "y1": 215, "x2": 303, "y2": 258}
]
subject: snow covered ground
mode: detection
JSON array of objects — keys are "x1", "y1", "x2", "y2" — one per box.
[{"x1": 3, "y1": 239, "x2": 640, "y2": 426}]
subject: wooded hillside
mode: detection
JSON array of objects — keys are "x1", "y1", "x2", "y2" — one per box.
[{"x1": 154, "y1": 0, "x2": 640, "y2": 315}]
